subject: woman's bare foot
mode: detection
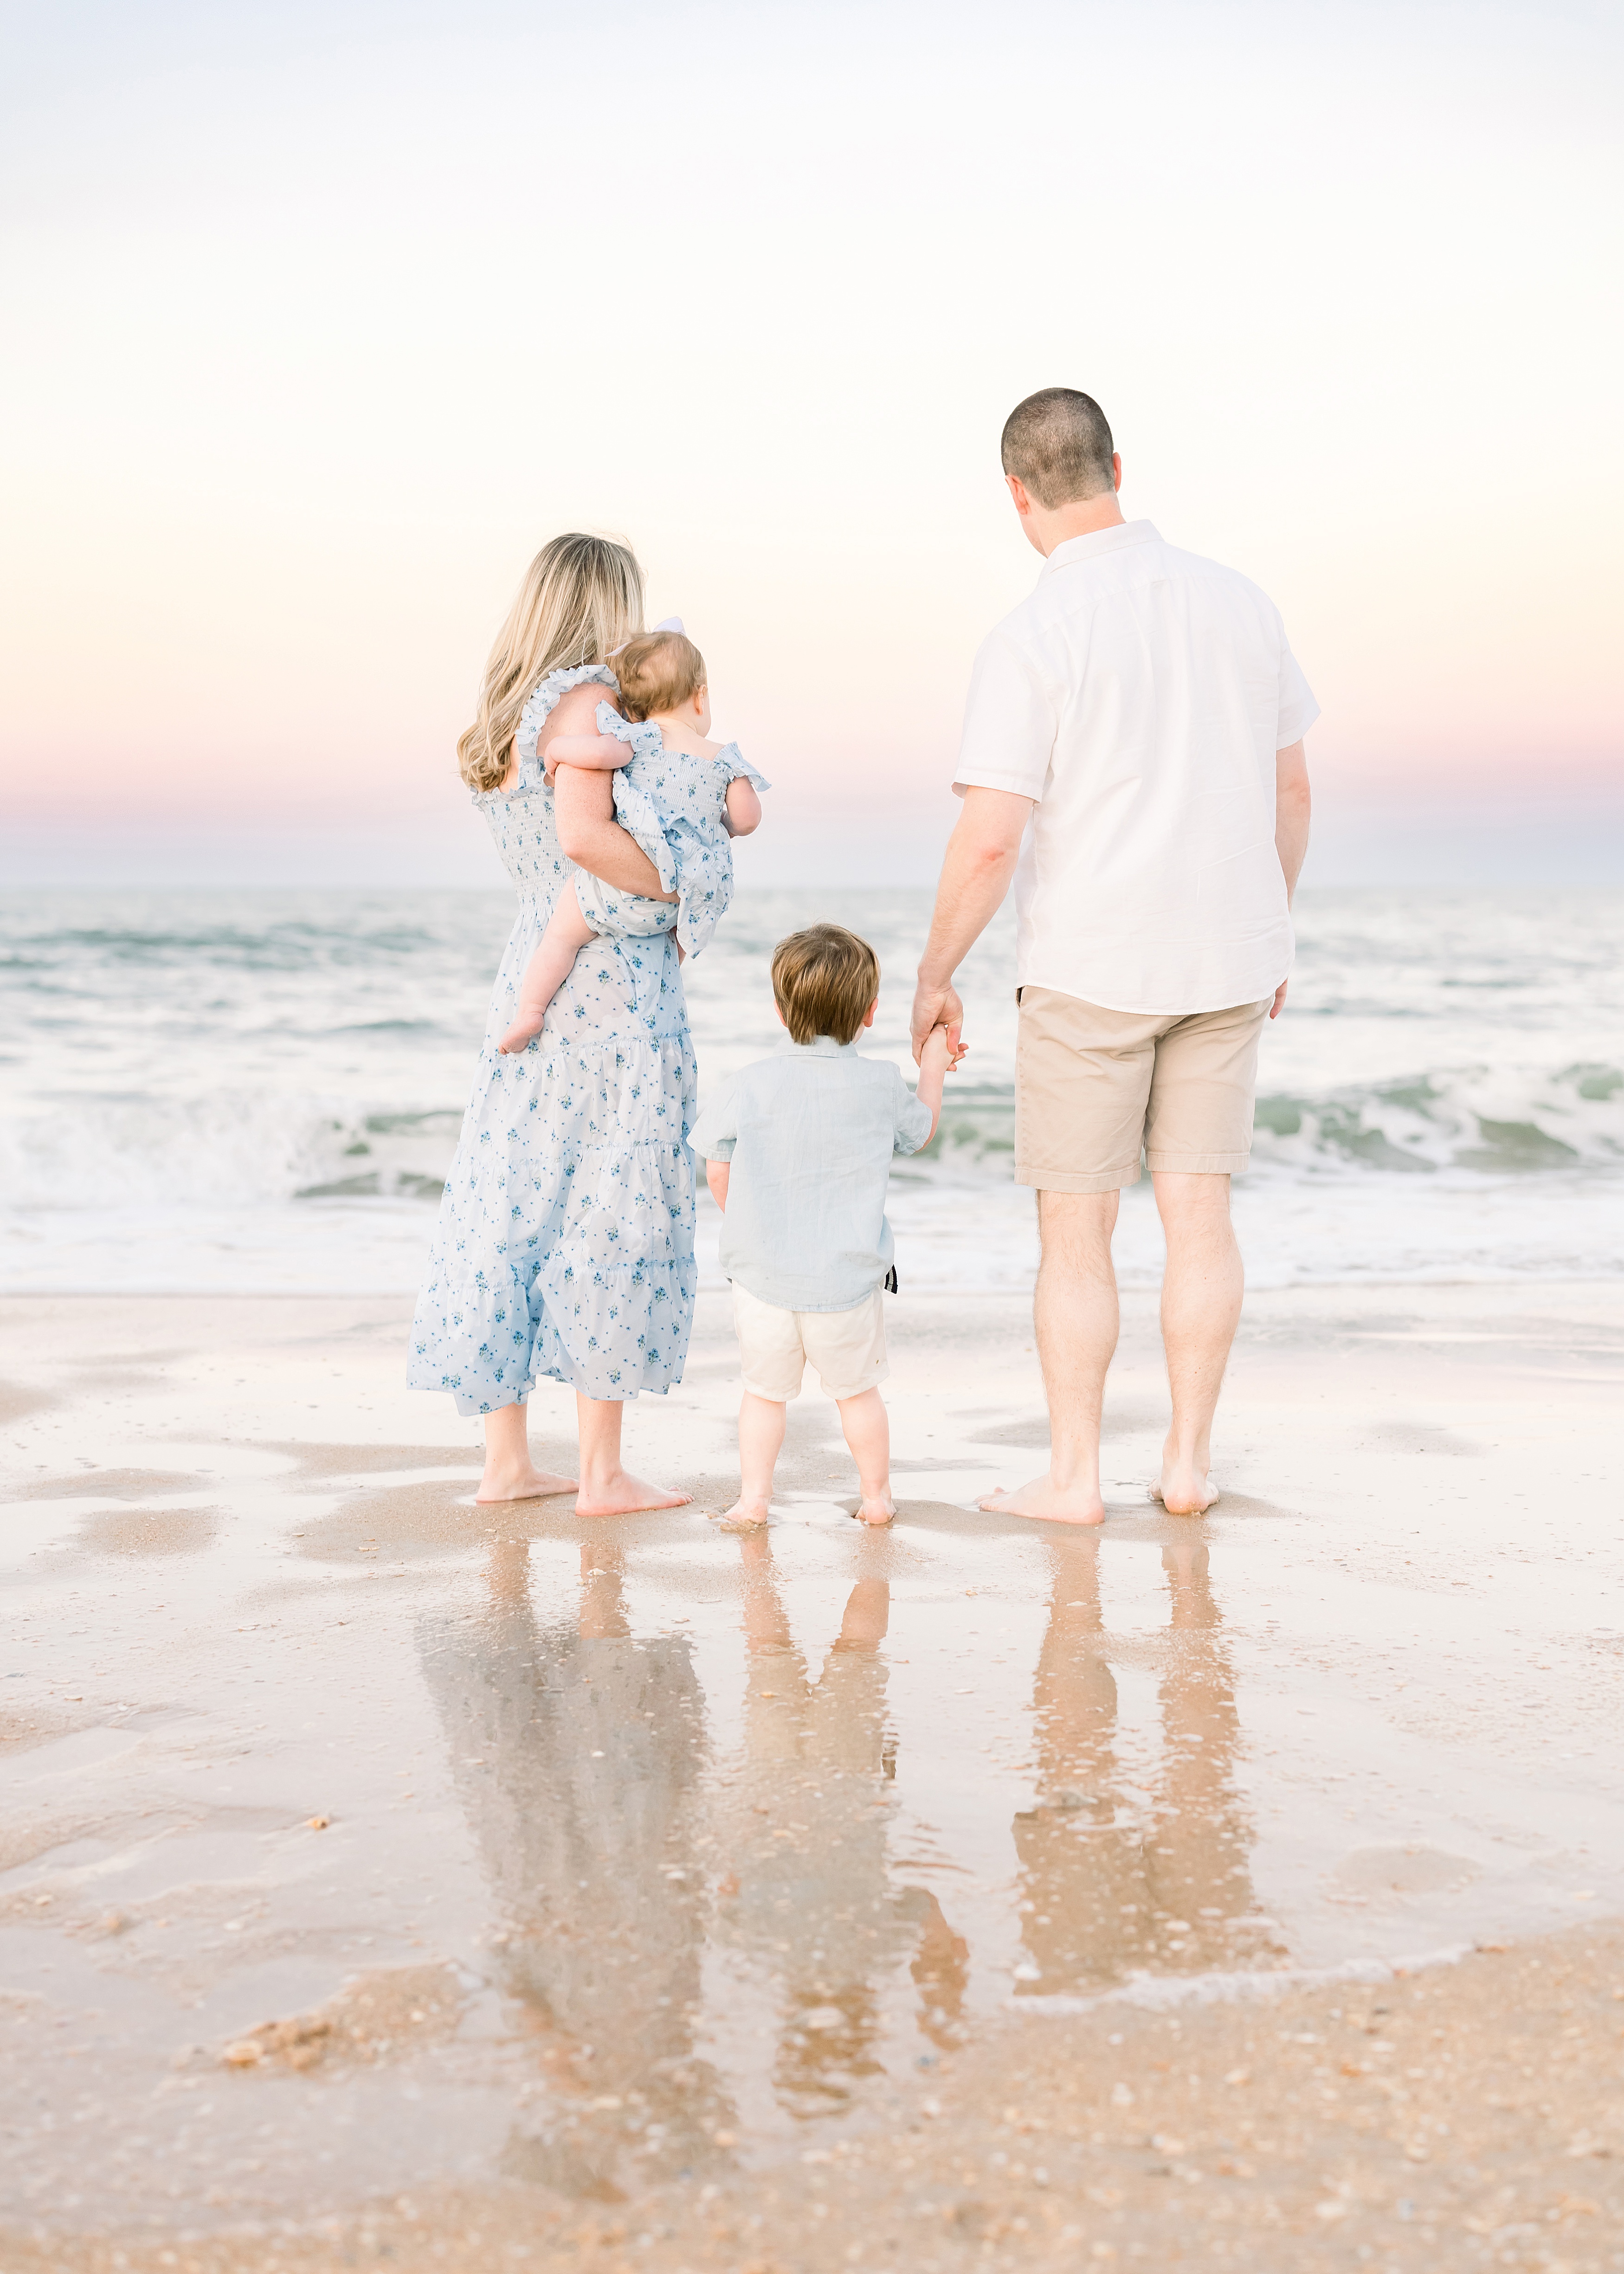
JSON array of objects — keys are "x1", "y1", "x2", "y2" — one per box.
[
  {"x1": 979, "y1": 1474, "x2": 1106, "y2": 1526},
  {"x1": 854, "y1": 1494, "x2": 895, "y2": 1526},
  {"x1": 1151, "y1": 1464, "x2": 1219, "y2": 1516},
  {"x1": 496, "y1": 1015, "x2": 543, "y2": 1057},
  {"x1": 717, "y1": 1495, "x2": 771, "y2": 1531},
  {"x1": 476, "y1": 1461, "x2": 578, "y2": 1504},
  {"x1": 574, "y1": 1470, "x2": 691, "y2": 1519}
]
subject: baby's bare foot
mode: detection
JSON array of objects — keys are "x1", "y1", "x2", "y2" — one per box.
[
  {"x1": 496, "y1": 1018, "x2": 542, "y2": 1057},
  {"x1": 979, "y1": 1473, "x2": 1106, "y2": 1526}
]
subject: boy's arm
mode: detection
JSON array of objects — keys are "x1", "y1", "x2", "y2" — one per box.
[
  {"x1": 911, "y1": 1026, "x2": 950, "y2": 1146},
  {"x1": 724, "y1": 777, "x2": 762, "y2": 837},
  {"x1": 705, "y1": 1160, "x2": 730, "y2": 1210},
  {"x1": 543, "y1": 731, "x2": 637, "y2": 784}
]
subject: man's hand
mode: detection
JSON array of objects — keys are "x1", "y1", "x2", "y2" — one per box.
[
  {"x1": 912, "y1": 786, "x2": 1033, "y2": 1066},
  {"x1": 1270, "y1": 979, "x2": 1289, "y2": 1021}
]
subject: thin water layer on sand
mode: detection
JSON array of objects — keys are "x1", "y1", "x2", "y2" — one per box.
[{"x1": 0, "y1": 1283, "x2": 1620, "y2": 2254}]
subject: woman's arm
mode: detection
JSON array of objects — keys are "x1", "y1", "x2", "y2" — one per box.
[
  {"x1": 724, "y1": 777, "x2": 762, "y2": 837},
  {"x1": 554, "y1": 765, "x2": 673, "y2": 898}
]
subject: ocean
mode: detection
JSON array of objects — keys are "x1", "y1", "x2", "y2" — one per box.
[{"x1": 2, "y1": 887, "x2": 1619, "y2": 1299}]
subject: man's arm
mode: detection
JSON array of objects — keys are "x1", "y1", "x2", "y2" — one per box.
[
  {"x1": 1270, "y1": 740, "x2": 1312, "y2": 1018},
  {"x1": 910, "y1": 788, "x2": 1033, "y2": 1062}
]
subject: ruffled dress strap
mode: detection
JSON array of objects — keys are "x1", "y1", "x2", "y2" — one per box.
[
  {"x1": 594, "y1": 701, "x2": 664, "y2": 766},
  {"x1": 713, "y1": 741, "x2": 772, "y2": 795},
  {"x1": 509, "y1": 663, "x2": 621, "y2": 784}
]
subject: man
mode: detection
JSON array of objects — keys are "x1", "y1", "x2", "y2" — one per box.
[{"x1": 911, "y1": 388, "x2": 1315, "y2": 1524}]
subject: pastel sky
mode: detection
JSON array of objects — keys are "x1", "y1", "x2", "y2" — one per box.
[{"x1": 3, "y1": 0, "x2": 1620, "y2": 889}]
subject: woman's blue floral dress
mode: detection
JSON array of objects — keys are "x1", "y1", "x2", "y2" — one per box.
[{"x1": 409, "y1": 665, "x2": 697, "y2": 1415}]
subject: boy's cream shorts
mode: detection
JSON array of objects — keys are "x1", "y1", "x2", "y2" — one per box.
[
  {"x1": 1015, "y1": 986, "x2": 1274, "y2": 1193},
  {"x1": 732, "y1": 1282, "x2": 889, "y2": 1403}
]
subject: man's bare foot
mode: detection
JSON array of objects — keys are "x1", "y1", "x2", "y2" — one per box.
[
  {"x1": 1151, "y1": 1464, "x2": 1219, "y2": 1516},
  {"x1": 476, "y1": 1463, "x2": 578, "y2": 1505},
  {"x1": 496, "y1": 1017, "x2": 543, "y2": 1056},
  {"x1": 978, "y1": 1473, "x2": 1106, "y2": 1526},
  {"x1": 717, "y1": 1495, "x2": 771, "y2": 1531},
  {"x1": 574, "y1": 1470, "x2": 691, "y2": 1518},
  {"x1": 854, "y1": 1494, "x2": 895, "y2": 1526}
]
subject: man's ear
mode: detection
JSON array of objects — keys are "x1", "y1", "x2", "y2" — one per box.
[
  {"x1": 1111, "y1": 452, "x2": 1122, "y2": 493},
  {"x1": 1006, "y1": 473, "x2": 1032, "y2": 517}
]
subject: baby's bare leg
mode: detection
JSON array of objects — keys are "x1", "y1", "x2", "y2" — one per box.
[{"x1": 497, "y1": 894, "x2": 597, "y2": 1054}]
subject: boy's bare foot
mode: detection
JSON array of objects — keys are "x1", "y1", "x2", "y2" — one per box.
[
  {"x1": 1151, "y1": 1464, "x2": 1219, "y2": 1516},
  {"x1": 978, "y1": 1474, "x2": 1106, "y2": 1526},
  {"x1": 496, "y1": 1018, "x2": 543, "y2": 1056},
  {"x1": 717, "y1": 1495, "x2": 771, "y2": 1531},
  {"x1": 476, "y1": 1462, "x2": 578, "y2": 1505},
  {"x1": 574, "y1": 1470, "x2": 691, "y2": 1518},
  {"x1": 854, "y1": 1494, "x2": 895, "y2": 1526}
]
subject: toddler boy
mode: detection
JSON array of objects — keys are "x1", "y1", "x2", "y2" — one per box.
[{"x1": 689, "y1": 924, "x2": 950, "y2": 1526}]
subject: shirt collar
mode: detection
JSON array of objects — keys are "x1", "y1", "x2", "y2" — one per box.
[
  {"x1": 1039, "y1": 519, "x2": 1161, "y2": 577},
  {"x1": 778, "y1": 1035, "x2": 860, "y2": 1057}
]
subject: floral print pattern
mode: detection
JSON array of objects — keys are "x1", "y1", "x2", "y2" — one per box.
[{"x1": 409, "y1": 665, "x2": 697, "y2": 1415}]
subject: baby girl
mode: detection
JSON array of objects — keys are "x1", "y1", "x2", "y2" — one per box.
[{"x1": 498, "y1": 627, "x2": 770, "y2": 1056}]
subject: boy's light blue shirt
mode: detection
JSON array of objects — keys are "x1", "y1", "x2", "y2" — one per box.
[{"x1": 688, "y1": 1037, "x2": 934, "y2": 1313}]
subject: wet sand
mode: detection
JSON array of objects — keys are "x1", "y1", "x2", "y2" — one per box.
[{"x1": 1, "y1": 1280, "x2": 1620, "y2": 2271}]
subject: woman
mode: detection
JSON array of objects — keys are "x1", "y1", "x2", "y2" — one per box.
[{"x1": 409, "y1": 533, "x2": 694, "y2": 1513}]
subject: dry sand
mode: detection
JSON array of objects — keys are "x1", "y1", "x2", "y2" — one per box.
[{"x1": 1, "y1": 1279, "x2": 1620, "y2": 2272}]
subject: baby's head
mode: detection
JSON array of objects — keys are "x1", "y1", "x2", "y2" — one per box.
[
  {"x1": 771, "y1": 925, "x2": 880, "y2": 1046},
  {"x1": 616, "y1": 629, "x2": 708, "y2": 725}
]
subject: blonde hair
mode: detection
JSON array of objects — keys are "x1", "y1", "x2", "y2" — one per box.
[
  {"x1": 771, "y1": 925, "x2": 881, "y2": 1047},
  {"x1": 457, "y1": 534, "x2": 645, "y2": 793},
  {"x1": 615, "y1": 630, "x2": 707, "y2": 723}
]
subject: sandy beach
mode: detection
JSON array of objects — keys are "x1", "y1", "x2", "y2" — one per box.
[{"x1": 3, "y1": 1279, "x2": 1621, "y2": 2271}]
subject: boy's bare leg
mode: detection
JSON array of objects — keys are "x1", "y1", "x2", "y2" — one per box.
[
  {"x1": 477, "y1": 1400, "x2": 579, "y2": 1503},
  {"x1": 1150, "y1": 1171, "x2": 1242, "y2": 1515},
  {"x1": 980, "y1": 1189, "x2": 1119, "y2": 1525},
  {"x1": 497, "y1": 895, "x2": 597, "y2": 1054},
  {"x1": 721, "y1": 1391, "x2": 785, "y2": 1527},
  {"x1": 573, "y1": 1394, "x2": 691, "y2": 1517},
  {"x1": 837, "y1": 1387, "x2": 894, "y2": 1525}
]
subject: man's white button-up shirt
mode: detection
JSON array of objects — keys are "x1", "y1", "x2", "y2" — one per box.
[{"x1": 953, "y1": 520, "x2": 1320, "y2": 1014}]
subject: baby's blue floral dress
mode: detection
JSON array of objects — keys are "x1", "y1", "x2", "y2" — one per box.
[
  {"x1": 574, "y1": 704, "x2": 772, "y2": 957},
  {"x1": 408, "y1": 665, "x2": 697, "y2": 1416}
]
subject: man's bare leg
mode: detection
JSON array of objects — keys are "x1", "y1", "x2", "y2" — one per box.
[
  {"x1": 1151, "y1": 1170, "x2": 1243, "y2": 1515},
  {"x1": 476, "y1": 1400, "x2": 578, "y2": 1503},
  {"x1": 573, "y1": 1392, "x2": 691, "y2": 1518},
  {"x1": 980, "y1": 1189, "x2": 1120, "y2": 1525}
]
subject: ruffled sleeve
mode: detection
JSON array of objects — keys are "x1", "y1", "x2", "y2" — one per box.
[
  {"x1": 713, "y1": 742, "x2": 772, "y2": 796},
  {"x1": 510, "y1": 664, "x2": 621, "y2": 779},
  {"x1": 594, "y1": 701, "x2": 664, "y2": 766}
]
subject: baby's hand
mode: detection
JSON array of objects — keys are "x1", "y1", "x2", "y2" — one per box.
[{"x1": 932, "y1": 1023, "x2": 967, "y2": 1073}]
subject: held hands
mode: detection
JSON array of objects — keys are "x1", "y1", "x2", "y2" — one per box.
[{"x1": 911, "y1": 977, "x2": 968, "y2": 1070}]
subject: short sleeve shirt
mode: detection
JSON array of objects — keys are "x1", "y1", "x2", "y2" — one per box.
[
  {"x1": 689, "y1": 1038, "x2": 934, "y2": 1312},
  {"x1": 954, "y1": 521, "x2": 1320, "y2": 1014}
]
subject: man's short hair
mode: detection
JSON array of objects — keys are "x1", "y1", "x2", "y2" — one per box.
[
  {"x1": 771, "y1": 924, "x2": 880, "y2": 1047},
  {"x1": 1000, "y1": 388, "x2": 1115, "y2": 508}
]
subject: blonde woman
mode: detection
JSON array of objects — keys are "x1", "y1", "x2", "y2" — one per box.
[{"x1": 410, "y1": 534, "x2": 694, "y2": 1514}]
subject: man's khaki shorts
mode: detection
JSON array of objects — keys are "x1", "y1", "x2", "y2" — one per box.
[
  {"x1": 1015, "y1": 986, "x2": 1273, "y2": 1194},
  {"x1": 732, "y1": 1282, "x2": 889, "y2": 1403}
]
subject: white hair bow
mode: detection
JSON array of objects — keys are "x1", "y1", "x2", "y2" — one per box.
[{"x1": 610, "y1": 615, "x2": 684, "y2": 657}]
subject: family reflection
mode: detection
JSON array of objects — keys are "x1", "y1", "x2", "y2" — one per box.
[
  {"x1": 1013, "y1": 1534, "x2": 1271, "y2": 1996},
  {"x1": 420, "y1": 1538, "x2": 730, "y2": 2198}
]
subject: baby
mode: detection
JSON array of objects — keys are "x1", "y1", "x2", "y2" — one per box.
[{"x1": 498, "y1": 628, "x2": 769, "y2": 1055}]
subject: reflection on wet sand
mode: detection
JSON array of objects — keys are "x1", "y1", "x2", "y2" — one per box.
[
  {"x1": 420, "y1": 1539, "x2": 729, "y2": 2200},
  {"x1": 1014, "y1": 1537, "x2": 1275, "y2": 1996},
  {"x1": 713, "y1": 1535, "x2": 928, "y2": 2118}
]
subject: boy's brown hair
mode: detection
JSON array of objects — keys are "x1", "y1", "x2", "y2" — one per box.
[
  {"x1": 615, "y1": 630, "x2": 706, "y2": 722},
  {"x1": 771, "y1": 924, "x2": 880, "y2": 1047}
]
